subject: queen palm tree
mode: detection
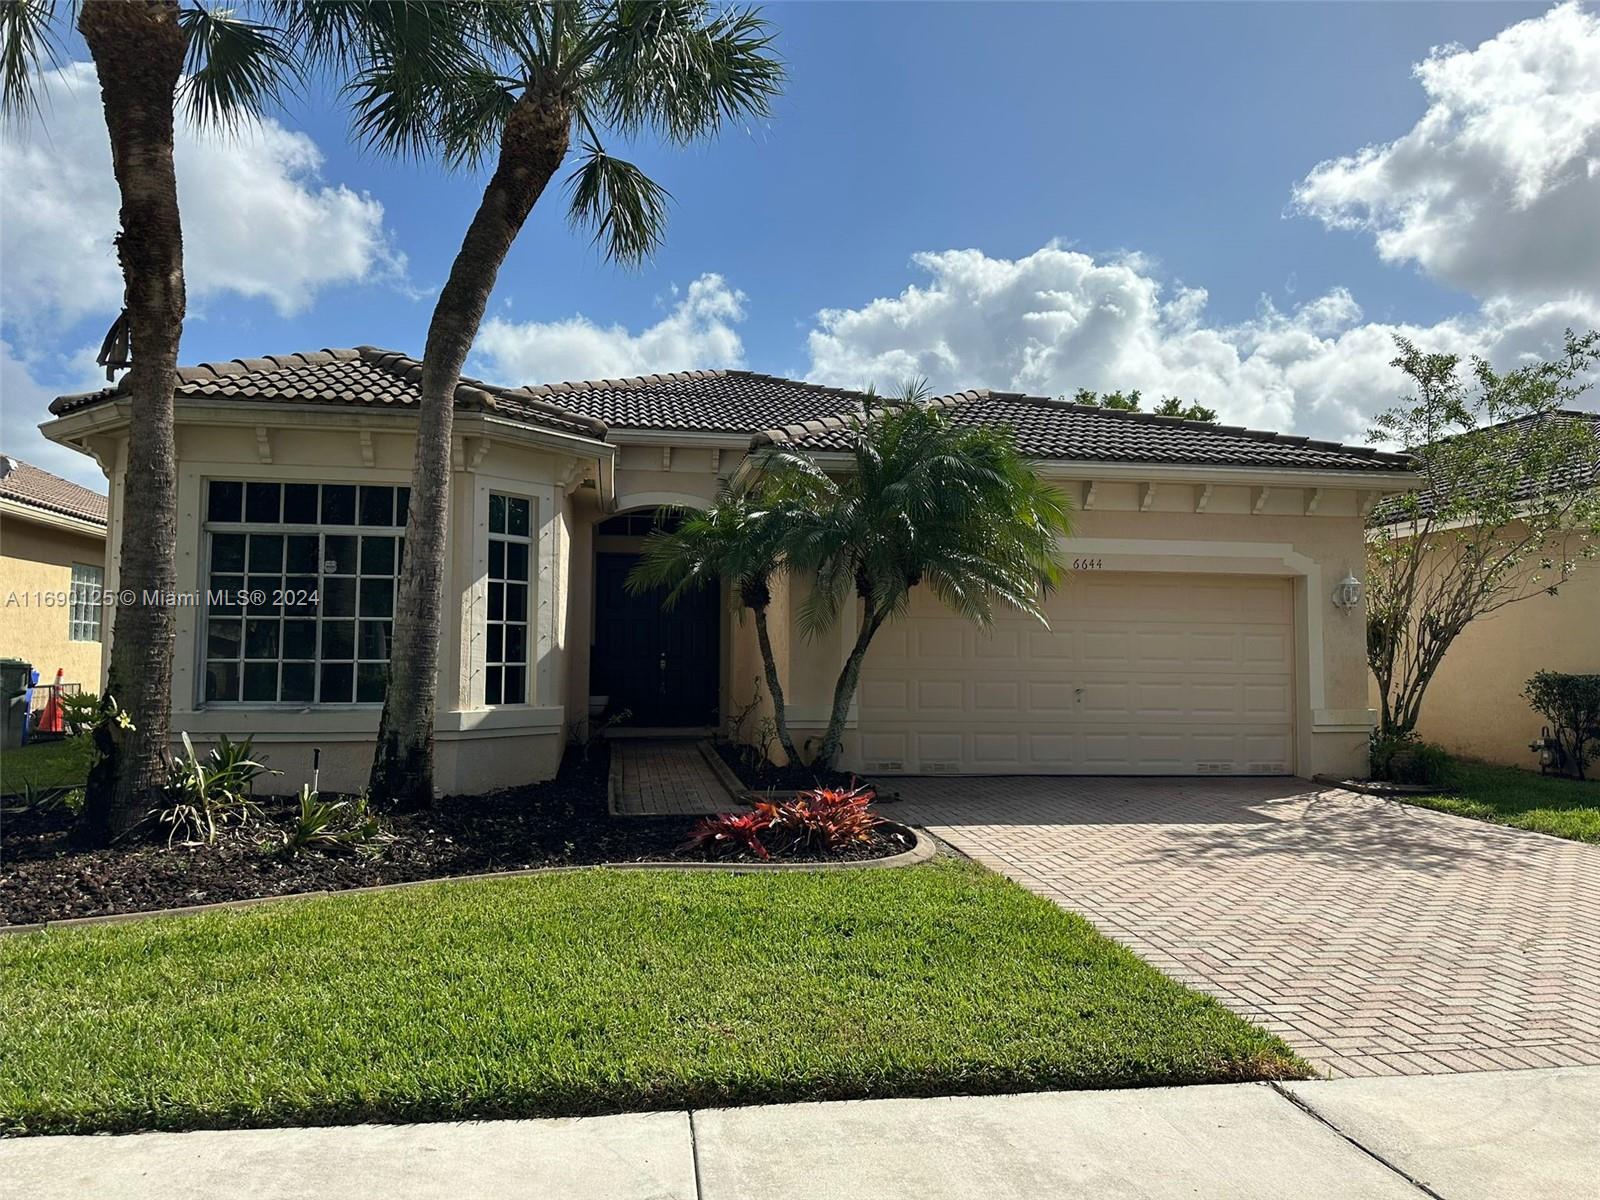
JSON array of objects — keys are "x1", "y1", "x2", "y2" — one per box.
[
  {"x1": 2, "y1": 0, "x2": 296, "y2": 843},
  {"x1": 756, "y1": 387, "x2": 1075, "y2": 769},
  {"x1": 291, "y1": 1, "x2": 784, "y2": 805},
  {"x1": 626, "y1": 480, "x2": 803, "y2": 765}
]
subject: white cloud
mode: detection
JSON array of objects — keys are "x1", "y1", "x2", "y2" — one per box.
[
  {"x1": 1293, "y1": 1, "x2": 1600, "y2": 302},
  {"x1": 0, "y1": 341, "x2": 107, "y2": 487},
  {"x1": 0, "y1": 62, "x2": 403, "y2": 328},
  {"x1": 804, "y1": 243, "x2": 1600, "y2": 445},
  {"x1": 472, "y1": 273, "x2": 746, "y2": 384}
]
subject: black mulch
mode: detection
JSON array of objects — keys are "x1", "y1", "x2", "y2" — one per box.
[
  {"x1": 0, "y1": 747, "x2": 910, "y2": 926},
  {"x1": 713, "y1": 742, "x2": 891, "y2": 799}
]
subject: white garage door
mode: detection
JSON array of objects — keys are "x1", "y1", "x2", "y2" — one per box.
[{"x1": 857, "y1": 572, "x2": 1294, "y2": 775}]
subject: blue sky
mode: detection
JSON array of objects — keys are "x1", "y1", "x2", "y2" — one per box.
[{"x1": 5, "y1": 2, "x2": 1598, "y2": 486}]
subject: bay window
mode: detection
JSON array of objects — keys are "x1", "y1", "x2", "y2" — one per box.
[{"x1": 202, "y1": 480, "x2": 407, "y2": 704}]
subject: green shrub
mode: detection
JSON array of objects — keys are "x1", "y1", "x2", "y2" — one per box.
[
  {"x1": 279, "y1": 787, "x2": 393, "y2": 857},
  {"x1": 57, "y1": 691, "x2": 100, "y2": 736},
  {"x1": 1369, "y1": 731, "x2": 1453, "y2": 785},
  {"x1": 158, "y1": 733, "x2": 277, "y2": 846},
  {"x1": 1523, "y1": 671, "x2": 1600, "y2": 780}
]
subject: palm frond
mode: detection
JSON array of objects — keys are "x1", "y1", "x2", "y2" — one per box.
[
  {"x1": 179, "y1": 4, "x2": 300, "y2": 130},
  {"x1": 0, "y1": 0, "x2": 61, "y2": 122},
  {"x1": 436, "y1": 64, "x2": 520, "y2": 169},
  {"x1": 564, "y1": 139, "x2": 671, "y2": 264},
  {"x1": 596, "y1": 0, "x2": 782, "y2": 144}
]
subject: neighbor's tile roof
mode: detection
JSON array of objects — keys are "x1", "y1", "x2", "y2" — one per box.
[
  {"x1": 50, "y1": 347, "x2": 609, "y2": 442},
  {"x1": 1370, "y1": 409, "x2": 1600, "y2": 524},
  {"x1": 509, "y1": 369, "x2": 874, "y2": 434},
  {"x1": 0, "y1": 457, "x2": 108, "y2": 526},
  {"x1": 754, "y1": 390, "x2": 1416, "y2": 473}
]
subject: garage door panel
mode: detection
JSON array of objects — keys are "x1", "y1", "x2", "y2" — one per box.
[
  {"x1": 973, "y1": 629, "x2": 1021, "y2": 660},
  {"x1": 1028, "y1": 732, "x2": 1076, "y2": 765},
  {"x1": 1028, "y1": 680, "x2": 1077, "y2": 711},
  {"x1": 1188, "y1": 632, "x2": 1238, "y2": 666},
  {"x1": 859, "y1": 572, "x2": 1295, "y2": 776},
  {"x1": 914, "y1": 679, "x2": 964, "y2": 710},
  {"x1": 972, "y1": 732, "x2": 1020, "y2": 765},
  {"x1": 1244, "y1": 683, "x2": 1291, "y2": 716},
  {"x1": 914, "y1": 731, "x2": 963, "y2": 767},
  {"x1": 1135, "y1": 682, "x2": 1187, "y2": 716},
  {"x1": 973, "y1": 680, "x2": 1021, "y2": 711},
  {"x1": 915, "y1": 625, "x2": 965, "y2": 659},
  {"x1": 859, "y1": 678, "x2": 910, "y2": 711},
  {"x1": 1243, "y1": 632, "x2": 1290, "y2": 664},
  {"x1": 1026, "y1": 629, "x2": 1075, "y2": 658}
]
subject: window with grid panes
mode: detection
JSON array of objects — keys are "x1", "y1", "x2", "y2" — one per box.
[
  {"x1": 485, "y1": 493, "x2": 530, "y2": 705},
  {"x1": 201, "y1": 480, "x2": 407, "y2": 704},
  {"x1": 69, "y1": 562, "x2": 103, "y2": 642}
]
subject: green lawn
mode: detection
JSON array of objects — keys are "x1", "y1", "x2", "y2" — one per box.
[
  {"x1": 1404, "y1": 760, "x2": 1600, "y2": 843},
  {"x1": 0, "y1": 860, "x2": 1304, "y2": 1135},
  {"x1": 0, "y1": 736, "x2": 92, "y2": 796}
]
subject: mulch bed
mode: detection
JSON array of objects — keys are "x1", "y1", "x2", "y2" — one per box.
[
  {"x1": 0, "y1": 747, "x2": 912, "y2": 926},
  {"x1": 714, "y1": 741, "x2": 881, "y2": 797}
]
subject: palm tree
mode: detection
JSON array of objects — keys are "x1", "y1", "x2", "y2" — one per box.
[
  {"x1": 290, "y1": 1, "x2": 784, "y2": 806},
  {"x1": 626, "y1": 480, "x2": 802, "y2": 765},
  {"x1": 1, "y1": 0, "x2": 295, "y2": 843},
  {"x1": 757, "y1": 387, "x2": 1075, "y2": 769}
]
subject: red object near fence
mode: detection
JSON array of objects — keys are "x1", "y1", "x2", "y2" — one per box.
[{"x1": 36, "y1": 668, "x2": 65, "y2": 734}]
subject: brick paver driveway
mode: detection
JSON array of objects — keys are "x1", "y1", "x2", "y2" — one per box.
[{"x1": 892, "y1": 777, "x2": 1600, "y2": 1078}]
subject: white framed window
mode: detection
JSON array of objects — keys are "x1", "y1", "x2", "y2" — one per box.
[
  {"x1": 69, "y1": 562, "x2": 102, "y2": 642},
  {"x1": 485, "y1": 492, "x2": 531, "y2": 705},
  {"x1": 200, "y1": 480, "x2": 407, "y2": 705}
]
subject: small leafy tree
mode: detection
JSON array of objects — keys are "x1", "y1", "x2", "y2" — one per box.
[
  {"x1": 1367, "y1": 330, "x2": 1600, "y2": 739},
  {"x1": 627, "y1": 481, "x2": 804, "y2": 765},
  {"x1": 758, "y1": 386, "x2": 1074, "y2": 768},
  {"x1": 1067, "y1": 388, "x2": 1218, "y2": 423},
  {"x1": 1523, "y1": 672, "x2": 1600, "y2": 781}
]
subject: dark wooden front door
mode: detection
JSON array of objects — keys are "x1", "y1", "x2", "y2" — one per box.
[{"x1": 592, "y1": 552, "x2": 720, "y2": 727}]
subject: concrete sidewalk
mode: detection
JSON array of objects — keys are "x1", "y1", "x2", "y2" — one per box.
[{"x1": 4, "y1": 1068, "x2": 1594, "y2": 1199}]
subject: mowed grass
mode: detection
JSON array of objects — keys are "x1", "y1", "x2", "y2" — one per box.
[
  {"x1": 0, "y1": 860, "x2": 1304, "y2": 1135},
  {"x1": 0, "y1": 736, "x2": 91, "y2": 795},
  {"x1": 1404, "y1": 760, "x2": 1600, "y2": 843}
]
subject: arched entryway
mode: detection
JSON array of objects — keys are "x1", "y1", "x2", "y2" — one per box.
[{"x1": 589, "y1": 507, "x2": 721, "y2": 728}]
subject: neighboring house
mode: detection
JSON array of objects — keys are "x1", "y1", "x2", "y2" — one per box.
[
  {"x1": 0, "y1": 456, "x2": 109, "y2": 692},
  {"x1": 1369, "y1": 410, "x2": 1600, "y2": 768},
  {"x1": 41, "y1": 347, "x2": 1417, "y2": 794}
]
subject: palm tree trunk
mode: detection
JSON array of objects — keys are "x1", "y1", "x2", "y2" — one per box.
[
  {"x1": 750, "y1": 602, "x2": 800, "y2": 765},
  {"x1": 369, "y1": 90, "x2": 572, "y2": 807},
  {"x1": 815, "y1": 604, "x2": 887, "y2": 770},
  {"x1": 76, "y1": 0, "x2": 187, "y2": 845}
]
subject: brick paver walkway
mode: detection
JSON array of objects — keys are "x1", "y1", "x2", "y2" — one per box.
[
  {"x1": 611, "y1": 739, "x2": 738, "y2": 816},
  {"x1": 892, "y1": 776, "x2": 1600, "y2": 1079}
]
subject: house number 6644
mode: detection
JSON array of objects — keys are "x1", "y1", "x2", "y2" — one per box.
[{"x1": 1071, "y1": 557, "x2": 1104, "y2": 570}]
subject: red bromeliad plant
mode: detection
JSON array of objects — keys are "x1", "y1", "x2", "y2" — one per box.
[
  {"x1": 681, "y1": 782, "x2": 884, "y2": 861},
  {"x1": 681, "y1": 810, "x2": 772, "y2": 861},
  {"x1": 755, "y1": 782, "x2": 881, "y2": 856}
]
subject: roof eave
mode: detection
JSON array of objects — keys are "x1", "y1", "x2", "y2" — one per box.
[
  {"x1": 0, "y1": 494, "x2": 108, "y2": 538},
  {"x1": 783, "y1": 448, "x2": 1421, "y2": 491}
]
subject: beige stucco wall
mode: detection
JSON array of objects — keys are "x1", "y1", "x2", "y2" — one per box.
[
  {"x1": 1376, "y1": 553, "x2": 1600, "y2": 768},
  {"x1": 60, "y1": 408, "x2": 605, "y2": 796},
  {"x1": 0, "y1": 507, "x2": 106, "y2": 689}
]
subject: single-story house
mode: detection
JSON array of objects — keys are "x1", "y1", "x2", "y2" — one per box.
[
  {"x1": 1369, "y1": 409, "x2": 1600, "y2": 768},
  {"x1": 42, "y1": 347, "x2": 1417, "y2": 794},
  {"x1": 0, "y1": 455, "x2": 109, "y2": 693}
]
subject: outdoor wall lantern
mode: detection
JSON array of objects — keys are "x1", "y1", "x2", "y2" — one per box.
[{"x1": 1332, "y1": 572, "x2": 1363, "y2": 611}]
